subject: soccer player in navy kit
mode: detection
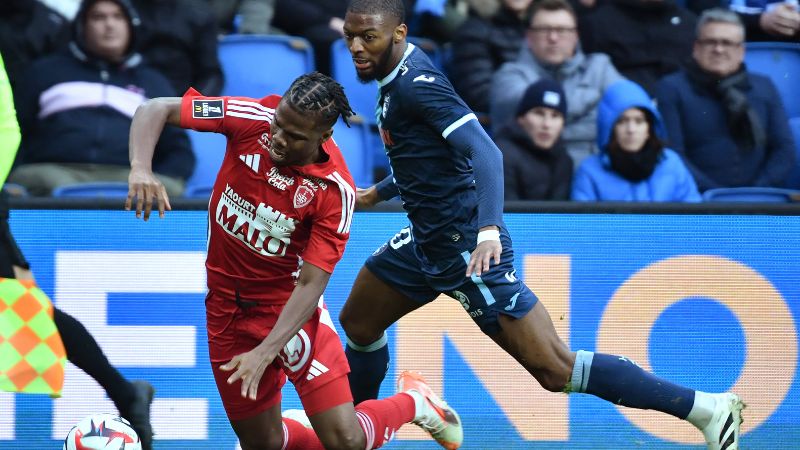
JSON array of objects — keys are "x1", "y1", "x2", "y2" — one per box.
[{"x1": 339, "y1": 1, "x2": 744, "y2": 449}]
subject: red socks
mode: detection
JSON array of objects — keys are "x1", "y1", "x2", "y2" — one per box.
[
  {"x1": 282, "y1": 392, "x2": 416, "y2": 450},
  {"x1": 354, "y1": 392, "x2": 416, "y2": 448},
  {"x1": 281, "y1": 417, "x2": 324, "y2": 450}
]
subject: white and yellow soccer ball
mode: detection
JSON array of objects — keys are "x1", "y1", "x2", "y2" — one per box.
[{"x1": 63, "y1": 413, "x2": 142, "y2": 450}]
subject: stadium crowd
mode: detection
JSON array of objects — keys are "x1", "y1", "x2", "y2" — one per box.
[{"x1": 0, "y1": 0, "x2": 798, "y2": 202}]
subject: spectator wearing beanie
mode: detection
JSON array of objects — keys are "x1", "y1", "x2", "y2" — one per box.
[{"x1": 494, "y1": 79, "x2": 574, "y2": 200}]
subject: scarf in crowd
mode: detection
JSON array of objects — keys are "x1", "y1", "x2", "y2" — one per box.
[
  {"x1": 687, "y1": 61, "x2": 766, "y2": 151},
  {"x1": 608, "y1": 139, "x2": 663, "y2": 182}
]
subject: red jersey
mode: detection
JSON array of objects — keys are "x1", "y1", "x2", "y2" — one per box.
[{"x1": 180, "y1": 89, "x2": 355, "y2": 303}]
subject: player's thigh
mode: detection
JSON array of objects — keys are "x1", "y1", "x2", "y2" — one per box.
[
  {"x1": 492, "y1": 302, "x2": 575, "y2": 391},
  {"x1": 207, "y1": 292, "x2": 286, "y2": 421},
  {"x1": 229, "y1": 403, "x2": 285, "y2": 450},
  {"x1": 289, "y1": 307, "x2": 353, "y2": 413},
  {"x1": 308, "y1": 399, "x2": 365, "y2": 449},
  {"x1": 340, "y1": 229, "x2": 436, "y2": 342}
]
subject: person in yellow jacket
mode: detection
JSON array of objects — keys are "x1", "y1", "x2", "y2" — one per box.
[{"x1": 0, "y1": 52, "x2": 155, "y2": 450}]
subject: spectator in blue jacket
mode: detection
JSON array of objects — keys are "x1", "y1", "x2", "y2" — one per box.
[
  {"x1": 655, "y1": 8, "x2": 796, "y2": 192},
  {"x1": 9, "y1": 0, "x2": 194, "y2": 197},
  {"x1": 572, "y1": 79, "x2": 701, "y2": 201}
]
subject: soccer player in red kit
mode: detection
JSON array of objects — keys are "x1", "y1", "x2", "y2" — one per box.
[{"x1": 125, "y1": 72, "x2": 464, "y2": 450}]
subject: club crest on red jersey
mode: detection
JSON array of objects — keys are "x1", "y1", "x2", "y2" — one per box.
[{"x1": 293, "y1": 185, "x2": 314, "y2": 209}]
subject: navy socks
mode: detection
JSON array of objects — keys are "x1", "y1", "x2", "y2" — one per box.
[
  {"x1": 345, "y1": 333, "x2": 390, "y2": 405},
  {"x1": 571, "y1": 350, "x2": 695, "y2": 419}
]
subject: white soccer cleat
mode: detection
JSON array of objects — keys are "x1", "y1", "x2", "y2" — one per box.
[
  {"x1": 282, "y1": 409, "x2": 312, "y2": 429},
  {"x1": 397, "y1": 371, "x2": 463, "y2": 450},
  {"x1": 701, "y1": 393, "x2": 745, "y2": 450}
]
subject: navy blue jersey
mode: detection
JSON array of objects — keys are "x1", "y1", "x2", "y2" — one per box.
[{"x1": 376, "y1": 44, "x2": 480, "y2": 260}]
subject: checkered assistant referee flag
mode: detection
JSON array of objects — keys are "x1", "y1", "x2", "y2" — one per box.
[{"x1": 0, "y1": 278, "x2": 65, "y2": 396}]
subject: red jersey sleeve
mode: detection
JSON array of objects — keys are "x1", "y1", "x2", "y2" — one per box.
[
  {"x1": 179, "y1": 88, "x2": 278, "y2": 146},
  {"x1": 301, "y1": 174, "x2": 355, "y2": 273}
]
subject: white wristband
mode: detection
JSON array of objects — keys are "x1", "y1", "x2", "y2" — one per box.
[{"x1": 477, "y1": 229, "x2": 500, "y2": 244}]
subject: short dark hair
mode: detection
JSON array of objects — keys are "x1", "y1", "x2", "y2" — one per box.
[
  {"x1": 284, "y1": 72, "x2": 355, "y2": 128},
  {"x1": 526, "y1": 0, "x2": 577, "y2": 26},
  {"x1": 347, "y1": 0, "x2": 405, "y2": 25}
]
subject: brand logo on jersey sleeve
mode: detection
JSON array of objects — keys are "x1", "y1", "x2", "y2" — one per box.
[
  {"x1": 413, "y1": 74, "x2": 435, "y2": 83},
  {"x1": 293, "y1": 185, "x2": 315, "y2": 208},
  {"x1": 216, "y1": 184, "x2": 298, "y2": 257},
  {"x1": 193, "y1": 99, "x2": 224, "y2": 118}
]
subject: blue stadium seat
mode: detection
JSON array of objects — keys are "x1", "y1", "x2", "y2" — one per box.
[
  {"x1": 219, "y1": 35, "x2": 315, "y2": 98},
  {"x1": 2, "y1": 183, "x2": 29, "y2": 198},
  {"x1": 408, "y1": 36, "x2": 444, "y2": 71},
  {"x1": 331, "y1": 39, "x2": 378, "y2": 123},
  {"x1": 745, "y1": 42, "x2": 800, "y2": 118},
  {"x1": 786, "y1": 117, "x2": 800, "y2": 189},
  {"x1": 185, "y1": 129, "x2": 227, "y2": 198},
  {"x1": 702, "y1": 186, "x2": 800, "y2": 202},
  {"x1": 51, "y1": 182, "x2": 130, "y2": 198},
  {"x1": 332, "y1": 118, "x2": 374, "y2": 188}
]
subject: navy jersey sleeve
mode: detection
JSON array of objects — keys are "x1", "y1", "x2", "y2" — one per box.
[
  {"x1": 405, "y1": 71, "x2": 475, "y2": 138},
  {"x1": 405, "y1": 70, "x2": 504, "y2": 230}
]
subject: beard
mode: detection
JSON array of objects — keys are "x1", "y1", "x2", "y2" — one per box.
[{"x1": 357, "y1": 40, "x2": 395, "y2": 83}]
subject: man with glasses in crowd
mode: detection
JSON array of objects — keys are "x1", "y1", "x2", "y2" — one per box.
[
  {"x1": 489, "y1": 0, "x2": 622, "y2": 166},
  {"x1": 655, "y1": 8, "x2": 796, "y2": 192}
]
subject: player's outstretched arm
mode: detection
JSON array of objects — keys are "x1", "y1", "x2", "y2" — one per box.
[
  {"x1": 446, "y1": 119, "x2": 505, "y2": 276},
  {"x1": 220, "y1": 263, "x2": 332, "y2": 400},
  {"x1": 127, "y1": 97, "x2": 182, "y2": 221},
  {"x1": 356, "y1": 186, "x2": 380, "y2": 208},
  {"x1": 356, "y1": 174, "x2": 400, "y2": 209}
]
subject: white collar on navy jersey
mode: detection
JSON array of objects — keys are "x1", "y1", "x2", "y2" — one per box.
[{"x1": 377, "y1": 43, "x2": 416, "y2": 87}]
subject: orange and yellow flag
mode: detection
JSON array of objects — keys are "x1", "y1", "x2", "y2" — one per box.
[{"x1": 0, "y1": 278, "x2": 65, "y2": 397}]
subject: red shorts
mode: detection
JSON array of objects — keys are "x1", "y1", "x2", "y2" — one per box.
[{"x1": 206, "y1": 290, "x2": 353, "y2": 420}]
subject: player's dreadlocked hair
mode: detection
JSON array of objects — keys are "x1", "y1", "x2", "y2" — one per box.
[
  {"x1": 285, "y1": 72, "x2": 355, "y2": 128},
  {"x1": 347, "y1": 0, "x2": 405, "y2": 25}
]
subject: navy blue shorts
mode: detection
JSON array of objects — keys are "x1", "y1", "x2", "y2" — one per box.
[{"x1": 365, "y1": 227, "x2": 538, "y2": 335}]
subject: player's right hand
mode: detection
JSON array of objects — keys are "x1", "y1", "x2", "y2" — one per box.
[
  {"x1": 356, "y1": 186, "x2": 380, "y2": 209},
  {"x1": 126, "y1": 167, "x2": 171, "y2": 221}
]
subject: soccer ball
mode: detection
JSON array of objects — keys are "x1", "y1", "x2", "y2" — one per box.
[{"x1": 63, "y1": 413, "x2": 142, "y2": 450}]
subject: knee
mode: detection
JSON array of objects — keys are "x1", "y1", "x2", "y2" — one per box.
[
  {"x1": 531, "y1": 347, "x2": 575, "y2": 393},
  {"x1": 317, "y1": 427, "x2": 365, "y2": 450},
  {"x1": 535, "y1": 369, "x2": 571, "y2": 393},
  {"x1": 339, "y1": 308, "x2": 377, "y2": 344},
  {"x1": 238, "y1": 430, "x2": 284, "y2": 450}
]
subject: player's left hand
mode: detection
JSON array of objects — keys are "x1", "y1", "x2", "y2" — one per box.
[
  {"x1": 466, "y1": 240, "x2": 502, "y2": 277},
  {"x1": 220, "y1": 346, "x2": 277, "y2": 400}
]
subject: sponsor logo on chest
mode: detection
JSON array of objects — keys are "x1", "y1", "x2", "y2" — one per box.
[
  {"x1": 216, "y1": 184, "x2": 298, "y2": 257},
  {"x1": 267, "y1": 166, "x2": 295, "y2": 191}
]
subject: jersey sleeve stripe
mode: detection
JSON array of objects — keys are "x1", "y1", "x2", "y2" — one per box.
[
  {"x1": 227, "y1": 99, "x2": 274, "y2": 114},
  {"x1": 226, "y1": 111, "x2": 272, "y2": 122},
  {"x1": 227, "y1": 103, "x2": 275, "y2": 118},
  {"x1": 441, "y1": 113, "x2": 478, "y2": 139},
  {"x1": 326, "y1": 172, "x2": 355, "y2": 234},
  {"x1": 331, "y1": 171, "x2": 355, "y2": 233}
]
